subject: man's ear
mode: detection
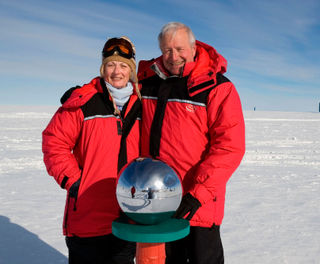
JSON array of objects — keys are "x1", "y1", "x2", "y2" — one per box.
[{"x1": 192, "y1": 43, "x2": 197, "y2": 59}]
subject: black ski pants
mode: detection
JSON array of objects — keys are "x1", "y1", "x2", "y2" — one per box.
[
  {"x1": 165, "y1": 225, "x2": 224, "y2": 264},
  {"x1": 66, "y1": 234, "x2": 135, "y2": 264}
]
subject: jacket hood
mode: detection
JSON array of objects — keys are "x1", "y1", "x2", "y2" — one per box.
[
  {"x1": 138, "y1": 40, "x2": 228, "y2": 96},
  {"x1": 192, "y1": 40, "x2": 227, "y2": 79}
]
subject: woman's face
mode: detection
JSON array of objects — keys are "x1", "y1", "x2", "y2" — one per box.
[{"x1": 104, "y1": 61, "x2": 131, "y2": 88}]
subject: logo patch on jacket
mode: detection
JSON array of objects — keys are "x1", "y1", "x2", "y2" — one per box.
[{"x1": 186, "y1": 104, "x2": 196, "y2": 113}]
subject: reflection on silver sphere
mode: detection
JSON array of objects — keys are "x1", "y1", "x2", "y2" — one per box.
[{"x1": 116, "y1": 157, "x2": 182, "y2": 225}]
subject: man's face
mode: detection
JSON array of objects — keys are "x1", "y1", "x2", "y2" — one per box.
[{"x1": 160, "y1": 29, "x2": 196, "y2": 75}]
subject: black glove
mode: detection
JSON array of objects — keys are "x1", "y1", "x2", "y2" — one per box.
[
  {"x1": 173, "y1": 193, "x2": 201, "y2": 220},
  {"x1": 69, "y1": 179, "x2": 81, "y2": 198}
]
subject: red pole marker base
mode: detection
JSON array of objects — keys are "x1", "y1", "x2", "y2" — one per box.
[{"x1": 136, "y1": 242, "x2": 166, "y2": 264}]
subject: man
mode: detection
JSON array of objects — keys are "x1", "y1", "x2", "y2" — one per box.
[{"x1": 138, "y1": 22, "x2": 245, "y2": 264}]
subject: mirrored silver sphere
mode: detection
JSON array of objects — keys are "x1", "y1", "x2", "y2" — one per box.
[{"x1": 116, "y1": 157, "x2": 182, "y2": 225}]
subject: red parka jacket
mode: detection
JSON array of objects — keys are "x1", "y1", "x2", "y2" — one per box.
[
  {"x1": 42, "y1": 77, "x2": 141, "y2": 237},
  {"x1": 138, "y1": 41, "x2": 245, "y2": 227}
]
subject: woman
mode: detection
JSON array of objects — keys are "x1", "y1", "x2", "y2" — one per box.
[{"x1": 42, "y1": 36, "x2": 141, "y2": 264}]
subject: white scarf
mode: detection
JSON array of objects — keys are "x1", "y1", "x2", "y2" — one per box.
[{"x1": 105, "y1": 81, "x2": 133, "y2": 110}]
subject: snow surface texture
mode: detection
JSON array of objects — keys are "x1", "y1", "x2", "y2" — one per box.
[{"x1": 0, "y1": 106, "x2": 319, "y2": 264}]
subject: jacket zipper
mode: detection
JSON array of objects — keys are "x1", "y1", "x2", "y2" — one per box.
[
  {"x1": 72, "y1": 170, "x2": 83, "y2": 212},
  {"x1": 73, "y1": 195, "x2": 78, "y2": 211},
  {"x1": 64, "y1": 195, "x2": 70, "y2": 234}
]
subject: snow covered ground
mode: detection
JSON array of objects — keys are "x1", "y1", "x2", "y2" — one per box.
[{"x1": 0, "y1": 106, "x2": 319, "y2": 264}]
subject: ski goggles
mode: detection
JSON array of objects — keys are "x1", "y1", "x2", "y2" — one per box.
[{"x1": 102, "y1": 38, "x2": 135, "y2": 60}]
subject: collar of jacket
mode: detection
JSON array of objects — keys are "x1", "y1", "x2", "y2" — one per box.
[
  {"x1": 138, "y1": 40, "x2": 228, "y2": 97},
  {"x1": 62, "y1": 77, "x2": 140, "y2": 109}
]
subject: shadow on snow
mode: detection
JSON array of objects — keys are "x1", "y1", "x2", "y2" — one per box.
[{"x1": 0, "y1": 215, "x2": 67, "y2": 264}]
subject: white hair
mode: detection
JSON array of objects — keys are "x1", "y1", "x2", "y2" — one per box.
[{"x1": 158, "y1": 22, "x2": 196, "y2": 49}]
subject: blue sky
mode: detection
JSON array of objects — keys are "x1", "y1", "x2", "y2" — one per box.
[{"x1": 1, "y1": 0, "x2": 319, "y2": 112}]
